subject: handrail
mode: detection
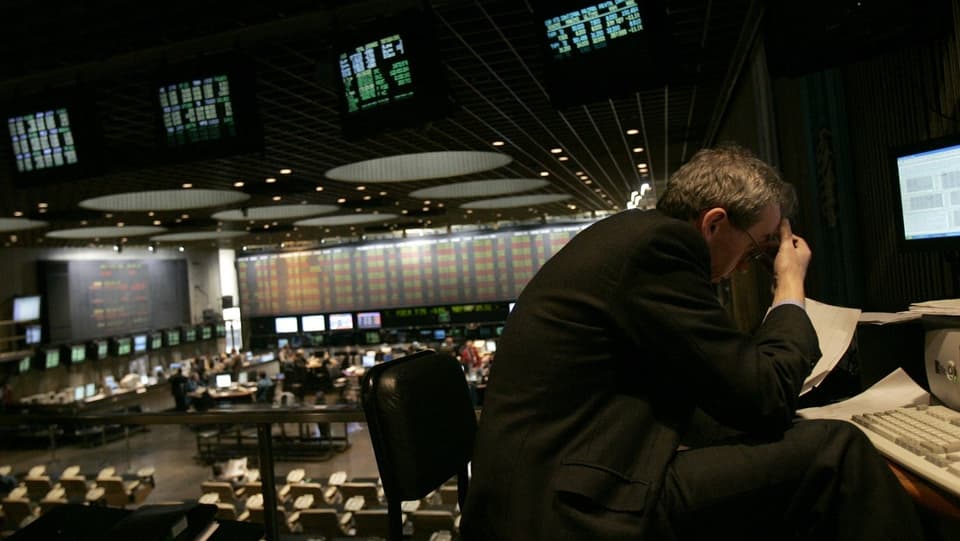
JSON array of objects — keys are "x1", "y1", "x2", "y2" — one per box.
[{"x1": 0, "y1": 403, "x2": 367, "y2": 426}]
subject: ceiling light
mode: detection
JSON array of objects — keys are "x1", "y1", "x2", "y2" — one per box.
[
  {"x1": 153, "y1": 220, "x2": 161, "y2": 226},
  {"x1": 147, "y1": 211, "x2": 154, "y2": 217},
  {"x1": 113, "y1": 244, "x2": 122, "y2": 252},
  {"x1": 558, "y1": 156, "x2": 569, "y2": 161},
  {"x1": 492, "y1": 140, "x2": 505, "y2": 146},
  {"x1": 626, "y1": 128, "x2": 639, "y2": 135},
  {"x1": 280, "y1": 168, "x2": 292, "y2": 175},
  {"x1": 315, "y1": 186, "x2": 324, "y2": 192},
  {"x1": 550, "y1": 148, "x2": 563, "y2": 154},
  {"x1": 265, "y1": 177, "x2": 277, "y2": 184},
  {"x1": 633, "y1": 147, "x2": 645, "y2": 153},
  {"x1": 401, "y1": 209, "x2": 409, "y2": 214},
  {"x1": 379, "y1": 191, "x2": 387, "y2": 196},
  {"x1": 466, "y1": 209, "x2": 473, "y2": 214},
  {"x1": 357, "y1": 185, "x2": 366, "y2": 191},
  {"x1": 147, "y1": 244, "x2": 156, "y2": 253},
  {"x1": 337, "y1": 198, "x2": 347, "y2": 204},
  {"x1": 13, "y1": 211, "x2": 22, "y2": 217},
  {"x1": 234, "y1": 181, "x2": 245, "y2": 187},
  {"x1": 116, "y1": 222, "x2": 124, "y2": 227},
  {"x1": 182, "y1": 183, "x2": 193, "y2": 189},
  {"x1": 38, "y1": 209, "x2": 46, "y2": 214},
  {"x1": 363, "y1": 195, "x2": 371, "y2": 200},
  {"x1": 37, "y1": 202, "x2": 48, "y2": 208},
  {"x1": 424, "y1": 200, "x2": 431, "y2": 205},
  {"x1": 178, "y1": 246, "x2": 184, "y2": 252},
  {"x1": 567, "y1": 204, "x2": 577, "y2": 210},
  {"x1": 272, "y1": 196, "x2": 282, "y2": 201},
  {"x1": 539, "y1": 171, "x2": 549, "y2": 177},
  {"x1": 181, "y1": 214, "x2": 189, "y2": 219}
]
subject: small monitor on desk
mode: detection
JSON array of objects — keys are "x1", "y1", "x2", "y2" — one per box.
[
  {"x1": 215, "y1": 373, "x2": 232, "y2": 389},
  {"x1": 84, "y1": 382, "x2": 96, "y2": 398},
  {"x1": 104, "y1": 375, "x2": 118, "y2": 391},
  {"x1": 24, "y1": 324, "x2": 41, "y2": 345},
  {"x1": 238, "y1": 371, "x2": 249, "y2": 385},
  {"x1": 73, "y1": 386, "x2": 84, "y2": 402}
]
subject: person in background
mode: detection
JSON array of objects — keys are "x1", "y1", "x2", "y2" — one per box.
[
  {"x1": 169, "y1": 368, "x2": 188, "y2": 412},
  {"x1": 255, "y1": 371, "x2": 274, "y2": 403},
  {"x1": 461, "y1": 144, "x2": 923, "y2": 540}
]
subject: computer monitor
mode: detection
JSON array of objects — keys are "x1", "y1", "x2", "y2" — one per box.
[
  {"x1": 12, "y1": 295, "x2": 41, "y2": 322},
  {"x1": 277, "y1": 337, "x2": 289, "y2": 348},
  {"x1": 356, "y1": 311, "x2": 382, "y2": 329},
  {"x1": 238, "y1": 371, "x2": 249, "y2": 385},
  {"x1": 182, "y1": 327, "x2": 196, "y2": 343},
  {"x1": 433, "y1": 329, "x2": 446, "y2": 340},
  {"x1": 24, "y1": 324, "x2": 41, "y2": 345},
  {"x1": 329, "y1": 313, "x2": 354, "y2": 331},
  {"x1": 274, "y1": 316, "x2": 298, "y2": 334},
  {"x1": 215, "y1": 373, "x2": 232, "y2": 389},
  {"x1": 301, "y1": 314, "x2": 326, "y2": 332},
  {"x1": 43, "y1": 348, "x2": 60, "y2": 369},
  {"x1": 149, "y1": 332, "x2": 163, "y2": 350},
  {"x1": 133, "y1": 334, "x2": 148, "y2": 353},
  {"x1": 69, "y1": 344, "x2": 86, "y2": 364},
  {"x1": 362, "y1": 352, "x2": 377, "y2": 368},
  {"x1": 165, "y1": 328, "x2": 180, "y2": 347},
  {"x1": 215, "y1": 322, "x2": 226, "y2": 337},
  {"x1": 104, "y1": 375, "x2": 118, "y2": 391},
  {"x1": 84, "y1": 382, "x2": 96, "y2": 398},
  {"x1": 73, "y1": 386, "x2": 84, "y2": 402},
  {"x1": 200, "y1": 325, "x2": 213, "y2": 340},
  {"x1": 112, "y1": 337, "x2": 132, "y2": 356},
  {"x1": 17, "y1": 356, "x2": 30, "y2": 374},
  {"x1": 891, "y1": 134, "x2": 960, "y2": 251}
]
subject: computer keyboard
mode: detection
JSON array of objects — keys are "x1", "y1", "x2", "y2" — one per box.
[{"x1": 851, "y1": 404, "x2": 960, "y2": 499}]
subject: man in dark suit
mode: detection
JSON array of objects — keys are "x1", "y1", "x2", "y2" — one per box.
[{"x1": 461, "y1": 145, "x2": 922, "y2": 540}]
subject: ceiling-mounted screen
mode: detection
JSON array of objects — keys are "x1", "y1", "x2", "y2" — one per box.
[
  {"x1": 532, "y1": 0, "x2": 670, "y2": 109},
  {"x1": 356, "y1": 311, "x2": 382, "y2": 329},
  {"x1": 333, "y1": 7, "x2": 451, "y2": 139},
  {"x1": 152, "y1": 53, "x2": 263, "y2": 163},
  {"x1": 329, "y1": 313, "x2": 354, "y2": 331},
  {"x1": 274, "y1": 316, "x2": 299, "y2": 334},
  {"x1": 13, "y1": 295, "x2": 41, "y2": 322},
  {"x1": 301, "y1": 314, "x2": 326, "y2": 332}
]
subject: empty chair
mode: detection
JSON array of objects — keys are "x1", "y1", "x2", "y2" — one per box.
[
  {"x1": 361, "y1": 349, "x2": 477, "y2": 541},
  {"x1": 438, "y1": 483, "x2": 460, "y2": 506},
  {"x1": 200, "y1": 481, "x2": 244, "y2": 506},
  {"x1": 214, "y1": 501, "x2": 249, "y2": 522},
  {"x1": 96, "y1": 476, "x2": 150, "y2": 507},
  {"x1": 59, "y1": 470, "x2": 91, "y2": 503},
  {"x1": 411, "y1": 509, "x2": 457, "y2": 541},
  {"x1": 298, "y1": 508, "x2": 356, "y2": 538},
  {"x1": 240, "y1": 481, "x2": 289, "y2": 504},
  {"x1": 245, "y1": 494, "x2": 301, "y2": 534},
  {"x1": 353, "y1": 508, "x2": 394, "y2": 538},
  {"x1": 339, "y1": 481, "x2": 380, "y2": 506},
  {"x1": 288, "y1": 482, "x2": 324, "y2": 505},
  {"x1": 0, "y1": 495, "x2": 39, "y2": 529},
  {"x1": 22, "y1": 474, "x2": 56, "y2": 502},
  {"x1": 38, "y1": 487, "x2": 67, "y2": 515}
]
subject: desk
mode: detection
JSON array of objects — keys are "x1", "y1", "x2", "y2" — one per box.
[
  {"x1": 189, "y1": 387, "x2": 256, "y2": 404},
  {"x1": 887, "y1": 461, "x2": 960, "y2": 520}
]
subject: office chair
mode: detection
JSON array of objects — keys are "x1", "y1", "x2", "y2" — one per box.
[{"x1": 360, "y1": 349, "x2": 477, "y2": 541}]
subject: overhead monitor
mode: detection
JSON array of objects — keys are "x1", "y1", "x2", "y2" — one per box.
[
  {"x1": 133, "y1": 334, "x2": 148, "y2": 352},
  {"x1": 328, "y1": 313, "x2": 354, "y2": 331},
  {"x1": 17, "y1": 356, "x2": 30, "y2": 374},
  {"x1": 301, "y1": 314, "x2": 326, "y2": 332},
  {"x1": 364, "y1": 331, "x2": 381, "y2": 345},
  {"x1": 215, "y1": 373, "x2": 232, "y2": 389},
  {"x1": 12, "y1": 295, "x2": 41, "y2": 322},
  {"x1": 152, "y1": 53, "x2": 263, "y2": 163},
  {"x1": 532, "y1": 0, "x2": 670, "y2": 108},
  {"x1": 149, "y1": 332, "x2": 163, "y2": 350},
  {"x1": 24, "y1": 324, "x2": 42, "y2": 345},
  {"x1": 432, "y1": 329, "x2": 446, "y2": 340},
  {"x1": 2, "y1": 87, "x2": 104, "y2": 186},
  {"x1": 182, "y1": 327, "x2": 196, "y2": 343},
  {"x1": 69, "y1": 344, "x2": 86, "y2": 363},
  {"x1": 165, "y1": 328, "x2": 181, "y2": 347},
  {"x1": 356, "y1": 311, "x2": 382, "y2": 329},
  {"x1": 200, "y1": 325, "x2": 213, "y2": 340},
  {"x1": 113, "y1": 337, "x2": 132, "y2": 356},
  {"x1": 892, "y1": 134, "x2": 960, "y2": 251},
  {"x1": 274, "y1": 316, "x2": 299, "y2": 334},
  {"x1": 332, "y1": 7, "x2": 451, "y2": 139},
  {"x1": 89, "y1": 339, "x2": 109, "y2": 360},
  {"x1": 215, "y1": 322, "x2": 226, "y2": 337}
]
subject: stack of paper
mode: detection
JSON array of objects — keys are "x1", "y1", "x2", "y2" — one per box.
[
  {"x1": 908, "y1": 298, "x2": 960, "y2": 316},
  {"x1": 801, "y1": 298, "x2": 861, "y2": 395}
]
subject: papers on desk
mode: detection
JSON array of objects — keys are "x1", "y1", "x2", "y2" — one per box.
[
  {"x1": 858, "y1": 311, "x2": 922, "y2": 324},
  {"x1": 796, "y1": 368, "x2": 929, "y2": 420},
  {"x1": 800, "y1": 298, "x2": 861, "y2": 395},
  {"x1": 909, "y1": 298, "x2": 960, "y2": 316}
]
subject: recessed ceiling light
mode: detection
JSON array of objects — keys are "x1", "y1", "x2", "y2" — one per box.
[
  {"x1": 558, "y1": 156, "x2": 569, "y2": 161},
  {"x1": 363, "y1": 195, "x2": 371, "y2": 200},
  {"x1": 466, "y1": 209, "x2": 473, "y2": 214},
  {"x1": 265, "y1": 177, "x2": 277, "y2": 184},
  {"x1": 357, "y1": 185, "x2": 366, "y2": 191},
  {"x1": 379, "y1": 191, "x2": 387, "y2": 196},
  {"x1": 153, "y1": 220, "x2": 161, "y2": 226},
  {"x1": 492, "y1": 140, "x2": 505, "y2": 146},
  {"x1": 280, "y1": 168, "x2": 292, "y2": 175},
  {"x1": 315, "y1": 186, "x2": 324, "y2": 192},
  {"x1": 181, "y1": 214, "x2": 189, "y2": 219},
  {"x1": 117, "y1": 222, "x2": 124, "y2": 227},
  {"x1": 626, "y1": 128, "x2": 639, "y2": 135},
  {"x1": 234, "y1": 181, "x2": 245, "y2": 187},
  {"x1": 37, "y1": 202, "x2": 48, "y2": 208},
  {"x1": 147, "y1": 211, "x2": 154, "y2": 217},
  {"x1": 182, "y1": 183, "x2": 192, "y2": 189},
  {"x1": 539, "y1": 171, "x2": 549, "y2": 177},
  {"x1": 13, "y1": 211, "x2": 22, "y2": 217},
  {"x1": 633, "y1": 147, "x2": 644, "y2": 153},
  {"x1": 272, "y1": 196, "x2": 282, "y2": 201},
  {"x1": 585, "y1": 180, "x2": 592, "y2": 184},
  {"x1": 550, "y1": 148, "x2": 562, "y2": 154},
  {"x1": 337, "y1": 198, "x2": 347, "y2": 204}
]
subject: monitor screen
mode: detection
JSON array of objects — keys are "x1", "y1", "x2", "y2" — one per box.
[
  {"x1": 301, "y1": 314, "x2": 326, "y2": 332},
  {"x1": 133, "y1": 334, "x2": 148, "y2": 352},
  {"x1": 182, "y1": 327, "x2": 196, "y2": 342},
  {"x1": 362, "y1": 352, "x2": 376, "y2": 368},
  {"x1": 332, "y1": 7, "x2": 450, "y2": 139},
  {"x1": 532, "y1": 0, "x2": 670, "y2": 108},
  {"x1": 433, "y1": 329, "x2": 446, "y2": 340},
  {"x1": 70, "y1": 344, "x2": 86, "y2": 363},
  {"x1": 215, "y1": 373, "x2": 232, "y2": 389},
  {"x1": 12, "y1": 295, "x2": 41, "y2": 322},
  {"x1": 17, "y1": 356, "x2": 30, "y2": 374},
  {"x1": 104, "y1": 375, "x2": 118, "y2": 390},
  {"x1": 892, "y1": 135, "x2": 960, "y2": 249},
  {"x1": 84, "y1": 382, "x2": 96, "y2": 398},
  {"x1": 153, "y1": 53, "x2": 262, "y2": 163},
  {"x1": 24, "y1": 324, "x2": 41, "y2": 345},
  {"x1": 274, "y1": 316, "x2": 298, "y2": 334},
  {"x1": 150, "y1": 332, "x2": 163, "y2": 350},
  {"x1": 364, "y1": 331, "x2": 380, "y2": 345},
  {"x1": 356, "y1": 311, "x2": 382, "y2": 329},
  {"x1": 44, "y1": 349, "x2": 59, "y2": 369},
  {"x1": 328, "y1": 313, "x2": 354, "y2": 331},
  {"x1": 238, "y1": 371, "x2": 249, "y2": 385},
  {"x1": 165, "y1": 328, "x2": 180, "y2": 347},
  {"x1": 74, "y1": 386, "x2": 85, "y2": 402},
  {"x1": 114, "y1": 337, "x2": 132, "y2": 356},
  {"x1": 277, "y1": 337, "x2": 289, "y2": 348},
  {"x1": 200, "y1": 325, "x2": 212, "y2": 340},
  {"x1": 508, "y1": 302, "x2": 516, "y2": 312},
  {"x1": 215, "y1": 322, "x2": 226, "y2": 337}
]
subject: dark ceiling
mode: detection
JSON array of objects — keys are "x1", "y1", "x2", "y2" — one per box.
[{"x1": 0, "y1": 0, "x2": 764, "y2": 250}]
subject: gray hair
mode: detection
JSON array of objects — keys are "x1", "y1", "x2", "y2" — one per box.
[{"x1": 656, "y1": 144, "x2": 796, "y2": 229}]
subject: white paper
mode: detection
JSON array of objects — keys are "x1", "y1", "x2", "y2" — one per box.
[
  {"x1": 800, "y1": 298, "x2": 862, "y2": 395},
  {"x1": 909, "y1": 298, "x2": 960, "y2": 316},
  {"x1": 797, "y1": 368, "x2": 929, "y2": 420},
  {"x1": 858, "y1": 311, "x2": 922, "y2": 324}
]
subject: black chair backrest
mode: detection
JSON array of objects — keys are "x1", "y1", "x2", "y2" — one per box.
[{"x1": 361, "y1": 349, "x2": 477, "y2": 541}]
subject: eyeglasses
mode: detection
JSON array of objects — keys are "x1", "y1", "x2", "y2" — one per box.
[{"x1": 741, "y1": 228, "x2": 777, "y2": 274}]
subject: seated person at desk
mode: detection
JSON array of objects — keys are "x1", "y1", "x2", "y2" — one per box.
[
  {"x1": 255, "y1": 371, "x2": 274, "y2": 403},
  {"x1": 169, "y1": 369, "x2": 188, "y2": 411},
  {"x1": 461, "y1": 145, "x2": 923, "y2": 540}
]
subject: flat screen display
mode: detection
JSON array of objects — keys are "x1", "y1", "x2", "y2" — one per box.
[
  {"x1": 150, "y1": 332, "x2": 163, "y2": 350},
  {"x1": 24, "y1": 324, "x2": 41, "y2": 345},
  {"x1": 7, "y1": 108, "x2": 79, "y2": 172},
  {"x1": 301, "y1": 314, "x2": 326, "y2": 332},
  {"x1": 84, "y1": 382, "x2": 96, "y2": 398},
  {"x1": 114, "y1": 337, "x2": 132, "y2": 356},
  {"x1": 70, "y1": 344, "x2": 86, "y2": 363},
  {"x1": 215, "y1": 322, "x2": 226, "y2": 337},
  {"x1": 94, "y1": 340, "x2": 108, "y2": 360},
  {"x1": 158, "y1": 75, "x2": 239, "y2": 147},
  {"x1": 44, "y1": 349, "x2": 60, "y2": 369},
  {"x1": 274, "y1": 316, "x2": 298, "y2": 334},
  {"x1": 329, "y1": 313, "x2": 354, "y2": 331},
  {"x1": 18, "y1": 356, "x2": 30, "y2": 374},
  {"x1": 356, "y1": 311, "x2": 382, "y2": 329},
  {"x1": 133, "y1": 334, "x2": 148, "y2": 352},
  {"x1": 893, "y1": 135, "x2": 960, "y2": 248},
  {"x1": 13, "y1": 295, "x2": 41, "y2": 322},
  {"x1": 74, "y1": 386, "x2": 85, "y2": 401},
  {"x1": 200, "y1": 325, "x2": 212, "y2": 340},
  {"x1": 165, "y1": 328, "x2": 180, "y2": 347},
  {"x1": 215, "y1": 373, "x2": 232, "y2": 389},
  {"x1": 182, "y1": 327, "x2": 196, "y2": 342}
]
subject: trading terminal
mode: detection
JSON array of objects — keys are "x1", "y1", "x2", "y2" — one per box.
[{"x1": 0, "y1": 0, "x2": 959, "y2": 539}]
